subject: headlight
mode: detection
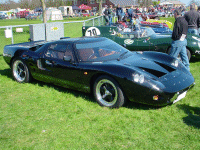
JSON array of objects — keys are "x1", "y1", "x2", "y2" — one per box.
[
  {"x1": 133, "y1": 74, "x2": 145, "y2": 83},
  {"x1": 171, "y1": 59, "x2": 179, "y2": 67}
]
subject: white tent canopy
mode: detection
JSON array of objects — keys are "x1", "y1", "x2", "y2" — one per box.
[
  {"x1": 160, "y1": 2, "x2": 173, "y2": 6},
  {"x1": 45, "y1": 8, "x2": 63, "y2": 21}
]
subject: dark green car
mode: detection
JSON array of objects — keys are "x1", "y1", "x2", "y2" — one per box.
[{"x1": 82, "y1": 26, "x2": 200, "y2": 60}]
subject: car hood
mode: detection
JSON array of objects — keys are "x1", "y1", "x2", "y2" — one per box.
[
  {"x1": 113, "y1": 52, "x2": 194, "y2": 93},
  {"x1": 120, "y1": 53, "x2": 173, "y2": 78}
]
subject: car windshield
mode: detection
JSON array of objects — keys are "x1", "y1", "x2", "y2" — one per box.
[
  {"x1": 76, "y1": 38, "x2": 131, "y2": 62},
  {"x1": 120, "y1": 27, "x2": 156, "y2": 38}
]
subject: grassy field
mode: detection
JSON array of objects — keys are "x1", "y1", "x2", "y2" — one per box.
[{"x1": 0, "y1": 17, "x2": 200, "y2": 149}]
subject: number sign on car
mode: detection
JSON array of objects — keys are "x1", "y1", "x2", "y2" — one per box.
[{"x1": 85, "y1": 27, "x2": 101, "y2": 36}]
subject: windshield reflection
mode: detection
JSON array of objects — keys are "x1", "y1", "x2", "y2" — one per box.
[{"x1": 76, "y1": 39, "x2": 130, "y2": 62}]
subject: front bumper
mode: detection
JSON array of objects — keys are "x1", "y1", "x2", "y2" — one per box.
[{"x1": 169, "y1": 82, "x2": 195, "y2": 104}]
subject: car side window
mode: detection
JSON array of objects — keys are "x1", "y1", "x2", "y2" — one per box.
[
  {"x1": 45, "y1": 43, "x2": 74, "y2": 61},
  {"x1": 64, "y1": 44, "x2": 74, "y2": 61}
]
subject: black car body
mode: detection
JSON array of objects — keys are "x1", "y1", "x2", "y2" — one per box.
[{"x1": 3, "y1": 37, "x2": 195, "y2": 108}]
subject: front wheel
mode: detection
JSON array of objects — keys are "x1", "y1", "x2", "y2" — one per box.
[
  {"x1": 12, "y1": 58, "x2": 32, "y2": 83},
  {"x1": 93, "y1": 75, "x2": 125, "y2": 108}
]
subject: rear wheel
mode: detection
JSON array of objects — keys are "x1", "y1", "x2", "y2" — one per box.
[
  {"x1": 12, "y1": 58, "x2": 32, "y2": 83},
  {"x1": 93, "y1": 75, "x2": 125, "y2": 108}
]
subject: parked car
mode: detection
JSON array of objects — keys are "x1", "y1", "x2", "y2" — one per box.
[
  {"x1": 25, "y1": 13, "x2": 38, "y2": 20},
  {"x1": 3, "y1": 37, "x2": 194, "y2": 108},
  {"x1": 82, "y1": 25, "x2": 200, "y2": 60},
  {"x1": 0, "y1": 15, "x2": 8, "y2": 20}
]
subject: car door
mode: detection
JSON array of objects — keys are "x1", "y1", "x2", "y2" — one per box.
[{"x1": 37, "y1": 43, "x2": 82, "y2": 89}]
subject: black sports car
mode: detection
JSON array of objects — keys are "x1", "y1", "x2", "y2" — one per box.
[{"x1": 3, "y1": 37, "x2": 195, "y2": 108}]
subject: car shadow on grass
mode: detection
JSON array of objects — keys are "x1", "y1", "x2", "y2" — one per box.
[
  {"x1": 190, "y1": 56, "x2": 200, "y2": 63},
  {"x1": 32, "y1": 79, "x2": 95, "y2": 103},
  {"x1": 0, "y1": 68, "x2": 13, "y2": 78},
  {"x1": 0, "y1": 68, "x2": 161, "y2": 110},
  {"x1": 177, "y1": 104, "x2": 200, "y2": 129},
  {"x1": 0, "y1": 68, "x2": 95, "y2": 103},
  {"x1": 124, "y1": 100, "x2": 165, "y2": 110}
]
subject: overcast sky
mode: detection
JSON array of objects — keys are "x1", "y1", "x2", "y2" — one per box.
[{"x1": 0, "y1": 0, "x2": 191, "y2": 6}]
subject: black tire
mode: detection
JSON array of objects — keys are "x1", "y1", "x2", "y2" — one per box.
[
  {"x1": 186, "y1": 49, "x2": 191, "y2": 61},
  {"x1": 12, "y1": 58, "x2": 32, "y2": 83},
  {"x1": 167, "y1": 47, "x2": 191, "y2": 61},
  {"x1": 93, "y1": 75, "x2": 125, "y2": 108}
]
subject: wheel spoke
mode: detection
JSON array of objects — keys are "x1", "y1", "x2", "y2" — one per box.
[
  {"x1": 19, "y1": 71, "x2": 25, "y2": 77},
  {"x1": 102, "y1": 93, "x2": 108, "y2": 99}
]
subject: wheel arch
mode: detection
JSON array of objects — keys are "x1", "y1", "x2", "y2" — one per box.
[
  {"x1": 89, "y1": 73, "x2": 128, "y2": 101},
  {"x1": 186, "y1": 46, "x2": 193, "y2": 55},
  {"x1": 10, "y1": 50, "x2": 26, "y2": 67},
  {"x1": 89, "y1": 73, "x2": 124, "y2": 94}
]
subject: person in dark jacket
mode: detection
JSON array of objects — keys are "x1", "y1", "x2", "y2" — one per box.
[
  {"x1": 184, "y1": 4, "x2": 200, "y2": 35},
  {"x1": 169, "y1": 9, "x2": 190, "y2": 71},
  {"x1": 103, "y1": 5, "x2": 109, "y2": 25},
  {"x1": 116, "y1": 4, "x2": 123, "y2": 22}
]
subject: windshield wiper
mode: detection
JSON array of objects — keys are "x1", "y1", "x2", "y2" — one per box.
[{"x1": 117, "y1": 51, "x2": 128, "y2": 61}]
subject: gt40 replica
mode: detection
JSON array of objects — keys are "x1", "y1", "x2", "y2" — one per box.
[
  {"x1": 82, "y1": 25, "x2": 200, "y2": 60},
  {"x1": 3, "y1": 37, "x2": 194, "y2": 108}
]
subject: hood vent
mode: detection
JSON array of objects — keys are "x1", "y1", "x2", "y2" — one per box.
[
  {"x1": 154, "y1": 61, "x2": 175, "y2": 72},
  {"x1": 139, "y1": 67, "x2": 167, "y2": 78}
]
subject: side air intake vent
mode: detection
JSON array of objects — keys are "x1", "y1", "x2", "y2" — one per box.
[
  {"x1": 154, "y1": 61, "x2": 175, "y2": 72},
  {"x1": 139, "y1": 67, "x2": 167, "y2": 78}
]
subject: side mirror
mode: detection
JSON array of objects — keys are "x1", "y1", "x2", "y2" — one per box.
[{"x1": 63, "y1": 55, "x2": 72, "y2": 62}]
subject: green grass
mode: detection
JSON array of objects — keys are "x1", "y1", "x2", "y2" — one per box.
[{"x1": 0, "y1": 17, "x2": 200, "y2": 149}]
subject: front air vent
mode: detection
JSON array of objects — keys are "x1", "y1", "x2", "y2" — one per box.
[
  {"x1": 155, "y1": 61, "x2": 175, "y2": 72},
  {"x1": 139, "y1": 67, "x2": 166, "y2": 78}
]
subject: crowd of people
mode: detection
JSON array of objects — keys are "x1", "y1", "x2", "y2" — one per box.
[{"x1": 102, "y1": 4, "x2": 187, "y2": 25}]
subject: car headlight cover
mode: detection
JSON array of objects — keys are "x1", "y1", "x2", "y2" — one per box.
[
  {"x1": 133, "y1": 74, "x2": 145, "y2": 83},
  {"x1": 171, "y1": 59, "x2": 179, "y2": 67}
]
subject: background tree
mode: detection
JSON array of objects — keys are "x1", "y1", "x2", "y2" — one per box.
[
  {"x1": 189, "y1": 0, "x2": 200, "y2": 6},
  {"x1": 137, "y1": 0, "x2": 152, "y2": 7},
  {"x1": 0, "y1": 0, "x2": 20, "y2": 10},
  {"x1": 96, "y1": 0, "x2": 102, "y2": 16},
  {"x1": 40, "y1": 0, "x2": 46, "y2": 23}
]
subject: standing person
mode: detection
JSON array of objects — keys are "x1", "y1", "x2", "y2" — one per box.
[
  {"x1": 108, "y1": 5, "x2": 113, "y2": 26},
  {"x1": 127, "y1": 6, "x2": 134, "y2": 24},
  {"x1": 103, "y1": 5, "x2": 109, "y2": 25},
  {"x1": 169, "y1": 9, "x2": 190, "y2": 71},
  {"x1": 184, "y1": 4, "x2": 200, "y2": 35},
  {"x1": 116, "y1": 4, "x2": 123, "y2": 22}
]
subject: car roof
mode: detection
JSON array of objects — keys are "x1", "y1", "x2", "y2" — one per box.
[{"x1": 58, "y1": 36, "x2": 107, "y2": 44}]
